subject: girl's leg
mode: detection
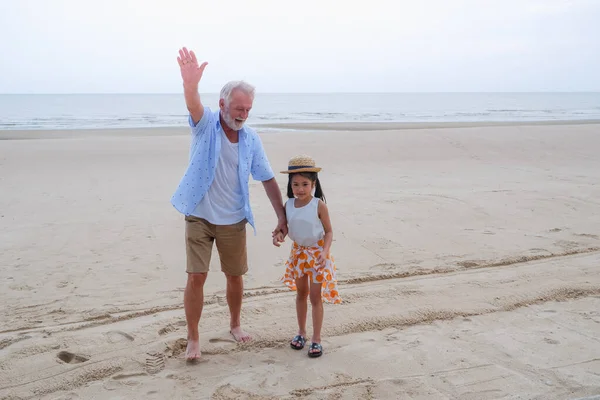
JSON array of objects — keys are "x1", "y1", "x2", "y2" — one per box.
[
  {"x1": 292, "y1": 274, "x2": 309, "y2": 346},
  {"x1": 309, "y1": 281, "x2": 324, "y2": 350}
]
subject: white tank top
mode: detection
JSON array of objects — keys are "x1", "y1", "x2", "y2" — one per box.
[{"x1": 286, "y1": 197, "x2": 324, "y2": 247}]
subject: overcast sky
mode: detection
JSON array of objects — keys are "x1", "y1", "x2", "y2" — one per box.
[{"x1": 1, "y1": 0, "x2": 599, "y2": 93}]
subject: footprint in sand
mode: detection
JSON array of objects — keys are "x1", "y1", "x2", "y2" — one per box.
[
  {"x1": 158, "y1": 325, "x2": 175, "y2": 336},
  {"x1": 145, "y1": 352, "x2": 165, "y2": 374},
  {"x1": 209, "y1": 338, "x2": 236, "y2": 344},
  {"x1": 158, "y1": 320, "x2": 186, "y2": 336},
  {"x1": 106, "y1": 330, "x2": 135, "y2": 343},
  {"x1": 103, "y1": 370, "x2": 148, "y2": 391},
  {"x1": 112, "y1": 372, "x2": 148, "y2": 380},
  {"x1": 103, "y1": 376, "x2": 143, "y2": 391},
  {"x1": 164, "y1": 338, "x2": 187, "y2": 358},
  {"x1": 57, "y1": 351, "x2": 89, "y2": 364}
]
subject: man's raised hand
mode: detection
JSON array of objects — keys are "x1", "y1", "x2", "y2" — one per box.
[{"x1": 177, "y1": 47, "x2": 208, "y2": 86}]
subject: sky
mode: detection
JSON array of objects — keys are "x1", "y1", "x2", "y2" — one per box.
[{"x1": 0, "y1": 0, "x2": 599, "y2": 93}]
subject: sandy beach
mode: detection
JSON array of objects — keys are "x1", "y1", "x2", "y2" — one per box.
[{"x1": 1, "y1": 121, "x2": 600, "y2": 399}]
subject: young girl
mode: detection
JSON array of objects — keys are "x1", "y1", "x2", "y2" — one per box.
[{"x1": 273, "y1": 154, "x2": 341, "y2": 358}]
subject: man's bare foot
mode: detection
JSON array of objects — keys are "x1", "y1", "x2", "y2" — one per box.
[
  {"x1": 230, "y1": 326, "x2": 252, "y2": 342},
  {"x1": 185, "y1": 339, "x2": 201, "y2": 360}
]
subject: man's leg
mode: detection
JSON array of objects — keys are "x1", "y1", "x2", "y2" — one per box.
[
  {"x1": 215, "y1": 219, "x2": 251, "y2": 342},
  {"x1": 225, "y1": 273, "x2": 251, "y2": 342},
  {"x1": 184, "y1": 272, "x2": 207, "y2": 359},
  {"x1": 184, "y1": 216, "x2": 214, "y2": 359}
]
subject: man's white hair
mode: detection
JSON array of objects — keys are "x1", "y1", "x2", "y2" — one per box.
[{"x1": 220, "y1": 80, "x2": 255, "y2": 107}]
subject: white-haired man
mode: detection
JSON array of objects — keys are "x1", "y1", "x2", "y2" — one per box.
[{"x1": 171, "y1": 47, "x2": 287, "y2": 361}]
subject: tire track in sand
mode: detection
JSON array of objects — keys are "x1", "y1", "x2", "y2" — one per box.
[
  {"x1": 1, "y1": 246, "x2": 598, "y2": 338},
  {"x1": 0, "y1": 252, "x2": 598, "y2": 399}
]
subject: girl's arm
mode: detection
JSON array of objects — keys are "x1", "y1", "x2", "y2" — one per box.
[{"x1": 318, "y1": 200, "x2": 333, "y2": 257}]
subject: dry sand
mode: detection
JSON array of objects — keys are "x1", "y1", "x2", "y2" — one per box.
[{"x1": 1, "y1": 121, "x2": 599, "y2": 399}]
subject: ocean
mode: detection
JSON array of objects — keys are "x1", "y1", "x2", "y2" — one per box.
[{"x1": 1, "y1": 92, "x2": 599, "y2": 130}]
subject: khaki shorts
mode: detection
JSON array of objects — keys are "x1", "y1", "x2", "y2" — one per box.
[{"x1": 184, "y1": 215, "x2": 248, "y2": 276}]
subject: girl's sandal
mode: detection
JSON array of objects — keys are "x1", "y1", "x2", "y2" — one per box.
[
  {"x1": 290, "y1": 335, "x2": 306, "y2": 350},
  {"x1": 308, "y1": 342, "x2": 323, "y2": 358}
]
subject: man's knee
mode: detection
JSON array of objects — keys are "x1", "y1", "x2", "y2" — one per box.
[
  {"x1": 187, "y1": 273, "x2": 207, "y2": 289},
  {"x1": 225, "y1": 273, "x2": 243, "y2": 285}
]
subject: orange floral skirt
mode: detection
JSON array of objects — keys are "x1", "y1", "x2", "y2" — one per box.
[{"x1": 280, "y1": 239, "x2": 341, "y2": 304}]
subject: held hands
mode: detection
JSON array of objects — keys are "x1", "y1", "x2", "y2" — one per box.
[
  {"x1": 275, "y1": 216, "x2": 288, "y2": 237},
  {"x1": 177, "y1": 47, "x2": 208, "y2": 86},
  {"x1": 271, "y1": 216, "x2": 288, "y2": 247},
  {"x1": 272, "y1": 231, "x2": 285, "y2": 247}
]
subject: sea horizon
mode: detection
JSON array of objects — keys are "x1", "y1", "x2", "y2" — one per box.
[
  {"x1": 2, "y1": 90, "x2": 600, "y2": 95},
  {"x1": 2, "y1": 92, "x2": 599, "y2": 131}
]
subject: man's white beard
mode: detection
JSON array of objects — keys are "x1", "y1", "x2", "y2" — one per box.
[{"x1": 222, "y1": 109, "x2": 245, "y2": 131}]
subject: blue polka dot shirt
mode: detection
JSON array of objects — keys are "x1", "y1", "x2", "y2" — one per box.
[{"x1": 170, "y1": 107, "x2": 274, "y2": 234}]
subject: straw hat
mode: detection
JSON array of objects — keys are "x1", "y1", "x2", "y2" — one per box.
[{"x1": 280, "y1": 154, "x2": 322, "y2": 174}]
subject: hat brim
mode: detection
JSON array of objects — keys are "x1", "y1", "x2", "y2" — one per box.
[{"x1": 280, "y1": 167, "x2": 321, "y2": 174}]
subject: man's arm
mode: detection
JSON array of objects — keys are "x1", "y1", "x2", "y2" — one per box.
[
  {"x1": 249, "y1": 135, "x2": 287, "y2": 237},
  {"x1": 184, "y1": 84, "x2": 204, "y2": 124},
  {"x1": 177, "y1": 47, "x2": 208, "y2": 124},
  {"x1": 262, "y1": 178, "x2": 288, "y2": 237}
]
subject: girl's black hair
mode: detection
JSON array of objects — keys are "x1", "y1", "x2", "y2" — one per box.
[{"x1": 287, "y1": 171, "x2": 326, "y2": 203}]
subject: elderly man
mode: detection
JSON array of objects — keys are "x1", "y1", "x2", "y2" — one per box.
[{"x1": 171, "y1": 47, "x2": 287, "y2": 361}]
